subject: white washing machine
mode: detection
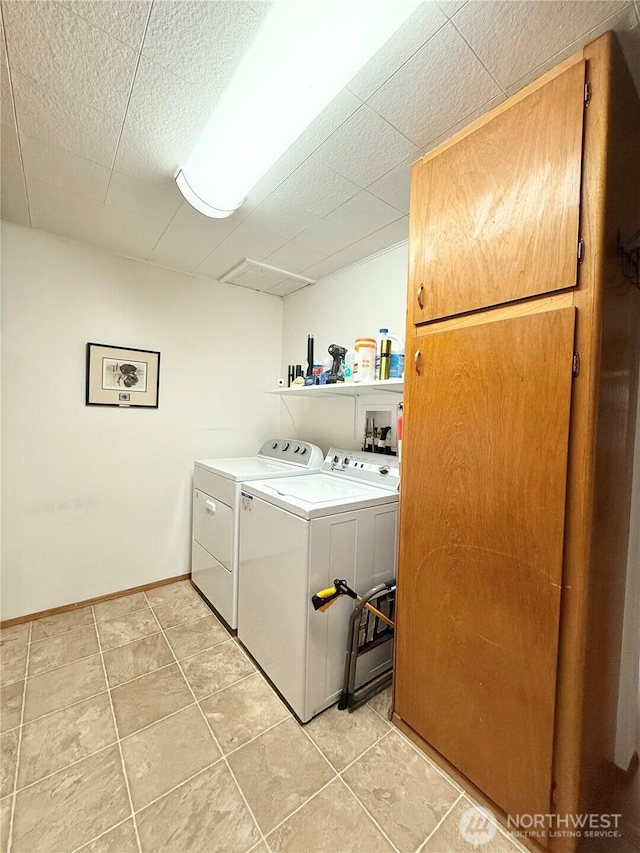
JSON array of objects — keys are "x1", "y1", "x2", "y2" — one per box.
[
  {"x1": 237, "y1": 448, "x2": 399, "y2": 722},
  {"x1": 192, "y1": 439, "x2": 323, "y2": 629}
]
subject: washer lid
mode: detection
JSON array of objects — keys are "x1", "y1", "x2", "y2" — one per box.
[
  {"x1": 242, "y1": 474, "x2": 398, "y2": 519},
  {"x1": 195, "y1": 457, "x2": 305, "y2": 481}
]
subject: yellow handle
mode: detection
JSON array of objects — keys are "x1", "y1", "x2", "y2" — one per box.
[{"x1": 316, "y1": 586, "x2": 337, "y2": 599}]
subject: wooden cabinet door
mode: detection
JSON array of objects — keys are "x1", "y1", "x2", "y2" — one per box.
[
  {"x1": 409, "y1": 61, "x2": 585, "y2": 324},
  {"x1": 395, "y1": 307, "x2": 576, "y2": 820}
]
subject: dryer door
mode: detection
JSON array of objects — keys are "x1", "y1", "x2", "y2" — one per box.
[{"x1": 193, "y1": 489, "x2": 234, "y2": 571}]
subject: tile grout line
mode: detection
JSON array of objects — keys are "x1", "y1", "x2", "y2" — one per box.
[
  {"x1": 330, "y1": 729, "x2": 404, "y2": 853},
  {"x1": 69, "y1": 815, "x2": 134, "y2": 853},
  {"x1": 389, "y1": 725, "x2": 466, "y2": 795},
  {"x1": 336, "y1": 774, "x2": 402, "y2": 853},
  {"x1": 6, "y1": 620, "x2": 31, "y2": 852},
  {"x1": 91, "y1": 605, "x2": 143, "y2": 853},
  {"x1": 142, "y1": 590, "x2": 270, "y2": 852},
  {"x1": 416, "y1": 792, "x2": 464, "y2": 852},
  {"x1": 262, "y1": 772, "x2": 339, "y2": 845},
  {"x1": 292, "y1": 711, "x2": 402, "y2": 853}
]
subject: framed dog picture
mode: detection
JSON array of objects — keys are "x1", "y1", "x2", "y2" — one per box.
[{"x1": 86, "y1": 343, "x2": 160, "y2": 408}]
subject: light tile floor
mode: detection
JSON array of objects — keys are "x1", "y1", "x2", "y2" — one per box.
[{"x1": 0, "y1": 580, "x2": 529, "y2": 853}]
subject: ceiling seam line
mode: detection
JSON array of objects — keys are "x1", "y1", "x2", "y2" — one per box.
[
  {"x1": 349, "y1": 18, "x2": 449, "y2": 105},
  {"x1": 1, "y1": 2, "x2": 33, "y2": 228},
  {"x1": 144, "y1": 201, "x2": 183, "y2": 261},
  {"x1": 103, "y1": 0, "x2": 155, "y2": 204},
  {"x1": 448, "y1": 19, "x2": 507, "y2": 96},
  {"x1": 50, "y1": 0, "x2": 145, "y2": 52}
]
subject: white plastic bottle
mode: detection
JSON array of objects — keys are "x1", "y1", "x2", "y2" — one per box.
[
  {"x1": 375, "y1": 328, "x2": 389, "y2": 380},
  {"x1": 344, "y1": 347, "x2": 356, "y2": 383}
]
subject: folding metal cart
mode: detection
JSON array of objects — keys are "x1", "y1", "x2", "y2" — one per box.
[{"x1": 312, "y1": 578, "x2": 396, "y2": 712}]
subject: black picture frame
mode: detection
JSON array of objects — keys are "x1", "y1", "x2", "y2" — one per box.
[{"x1": 86, "y1": 342, "x2": 160, "y2": 408}]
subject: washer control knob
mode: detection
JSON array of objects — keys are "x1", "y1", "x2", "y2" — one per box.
[
  {"x1": 343, "y1": 456, "x2": 350, "y2": 467},
  {"x1": 271, "y1": 442, "x2": 278, "y2": 449},
  {"x1": 293, "y1": 446, "x2": 300, "y2": 453},
  {"x1": 379, "y1": 465, "x2": 390, "y2": 476},
  {"x1": 282, "y1": 442, "x2": 290, "y2": 451},
  {"x1": 299, "y1": 447, "x2": 307, "y2": 455}
]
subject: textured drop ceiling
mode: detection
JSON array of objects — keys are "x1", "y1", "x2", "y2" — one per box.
[{"x1": 1, "y1": 0, "x2": 639, "y2": 296}]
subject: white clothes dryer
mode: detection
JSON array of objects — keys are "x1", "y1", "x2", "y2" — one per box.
[
  {"x1": 192, "y1": 439, "x2": 323, "y2": 629},
  {"x1": 237, "y1": 448, "x2": 399, "y2": 722}
]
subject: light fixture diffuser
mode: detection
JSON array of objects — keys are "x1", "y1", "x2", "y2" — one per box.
[{"x1": 176, "y1": 1, "x2": 421, "y2": 218}]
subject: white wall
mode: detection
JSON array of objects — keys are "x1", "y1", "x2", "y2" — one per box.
[
  {"x1": 279, "y1": 242, "x2": 408, "y2": 451},
  {"x1": 1, "y1": 223, "x2": 282, "y2": 620}
]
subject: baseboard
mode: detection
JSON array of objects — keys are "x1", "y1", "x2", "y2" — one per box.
[{"x1": 0, "y1": 573, "x2": 191, "y2": 628}]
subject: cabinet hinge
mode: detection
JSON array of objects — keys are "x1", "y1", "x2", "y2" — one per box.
[
  {"x1": 572, "y1": 352, "x2": 580, "y2": 377},
  {"x1": 584, "y1": 81, "x2": 591, "y2": 107},
  {"x1": 577, "y1": 238, "x2": 585, "y2": 263}
]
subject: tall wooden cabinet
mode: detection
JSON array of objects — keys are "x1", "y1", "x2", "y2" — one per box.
[{"x1": 394, "y1": 32, "x2": 640, "y2": 852}]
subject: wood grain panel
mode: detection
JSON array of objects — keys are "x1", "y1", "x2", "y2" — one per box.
[
  {"x1": 409, "y1": 61, "x2": 586, "y2": 324},
  {"x1": 395, "y1": 307, "x2": 576, "y2": 820}
]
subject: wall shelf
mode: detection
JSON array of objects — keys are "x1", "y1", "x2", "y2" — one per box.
[{"x1": 267, "y1": 378, "x2": 403, "y2": 397}]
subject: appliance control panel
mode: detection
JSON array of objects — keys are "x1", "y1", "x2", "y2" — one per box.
[
  {"x1": 257, "y1": 439, "x2": 324, "y2": 469},
  {"x1": 322, "y1": 448, "x2": 400, "y2": 490}
]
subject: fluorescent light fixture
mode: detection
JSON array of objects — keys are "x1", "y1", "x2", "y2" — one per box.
[{"x1": 176, "y1": 1, "x2": 421, "y2": 218}]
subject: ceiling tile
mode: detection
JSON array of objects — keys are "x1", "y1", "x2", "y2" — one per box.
[
  {"x1": 147, "y1": 202, "x2": 241, "y2": 273},
  {"x1": 11, "y1": 70, "x2": 121, "y2": 167},
  {"x1": 1, "y1": 50, "x2": 16, "y2": 128},
  {"x1": 112, "y1": 121, "x2": 182, "y2": 195},
  {"x1": 325, "y1": 190, "x2": 404, "y2": 238},
  {"x1": 337, "y1": 217, "x2": 409, "y2": 262},
  {"x1": 26, "y1": 176, "x2": 102, "y2": 243},
  {"x1": 266, "y1": 156, "x2": 360, "y2": 219},
  {"x1": 315, "y1": 104, "x2": 418, "y2": 188},
  {"x1": 454, "y1": 0, "x2": 630, "y2": 90},
  {"x1": 300, "y1": 253, "x2": 355, "y2": 282},
  {"x1": 1, "y1": 123, "x2": 22, "y2": 174},
  {"x1": 267, "y1": 278, "x2": 312, "y2": 298},
  {"x1": 505, "y1": 6, "x2": 639, "y2": 96},
  {"x1": 437, "y1": 0, "x2": 470, "y2": 17},
  {"x1": 248, "y1": 197, "x2": 320, "y2": 241},
  {"x1": 366, "y1": 156, "x2": 416, "y2": 215},
  {"x1": 3, "y1": 0, "x2": 137, "y2": 120},
  {"x1": 93, "y1": 208, "x2": 170, "y2": 259},
  {"x1": 348, "y1": 2, "x2": 448, "y2": 101},
  {"x1": 421, "y1": 93, "x2": 506, "y2": 155},
  {"x1": 91, "y1": 171, "x2": 182, "y2": 259},
  {"x1": 618, "y1": 23, "x2": 640, "y2": 94},
  {"x1": 296, "y1": 219, "x2": 361, "y2": 256},
  {"x1": 242, "y1": 144, "x2": 310, "y2": 210},
  {"x1": 304, "y1": 218, "x2": 409, "y2": 281},
  {"x1": 125, "y1": 56, "x2": 218, "y2": 144},
  {"x1": 20, "y1": 134, "x2": 111, "y2": 201},
  {"x1": 113, "y1": 56, "x2": 221, "y2": 192},
  {"x1": 367, "y1": 22, "x2": 502, "y2": 149},
  {"x1": 295, "y1": 89, "x2": 363, "y2": 155},
  {"x1": 263, "y1": 239, "x2": 325, "y2": 274},
  {"x1": 1, "y1": 168, "x2": 30, "y2": 226},
  {"x1": 57, "y1": 1, "x2": 151, "y2": 49},
  {"x1": 142, "y1": 0, "x2": 262, "y2": 88},
  {"x1": 104, "y1": 171, "x2": 180, "y2": 215},
  {"x1": 194, "y1": 222, "x2": 287, "y2": 280},
  {"x1": 244, "y1": 2, "x2": 271, "y2": 19}
]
